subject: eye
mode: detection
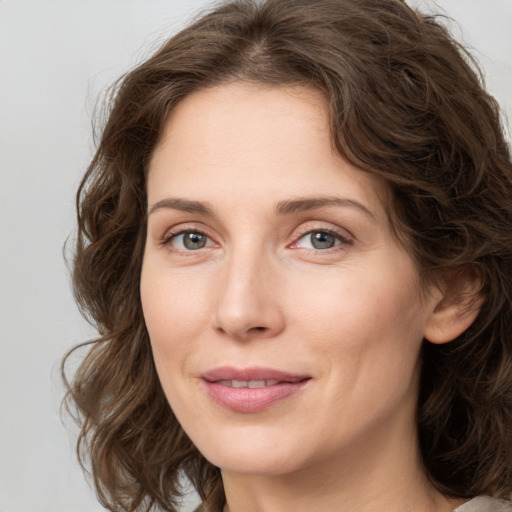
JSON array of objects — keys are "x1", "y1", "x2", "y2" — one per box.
[
  {"x1": 164, "y1": 230, "x2": 213, "y2": 251},
  {"x1": 294, "y1": 229, "x2": 349, "y2": 250}
]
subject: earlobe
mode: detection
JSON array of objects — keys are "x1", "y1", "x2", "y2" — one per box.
[{"x1": 423, "y1": 274, "x2": 485, "y2": 345}]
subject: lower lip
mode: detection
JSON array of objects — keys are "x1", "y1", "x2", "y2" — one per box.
[{"x1": 203, "y1": 380, "x2": 309, "y2": 413}]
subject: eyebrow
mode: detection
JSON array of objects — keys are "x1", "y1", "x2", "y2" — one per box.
[
  {"x1": 147, "y1": 196, "x2": 375, "y2": 219},
  {"x1": 275, "y1": 197, "x2": 375, "y2": 219},
  {"x1": 148, "y1": 198, "x2": 214, "y2": 216}
]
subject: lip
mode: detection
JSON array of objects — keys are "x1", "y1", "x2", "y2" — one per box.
[{"x1": 201, "y1": 366, "x2": 311, "y2": 413}]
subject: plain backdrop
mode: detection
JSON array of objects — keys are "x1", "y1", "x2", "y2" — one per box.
[{"x1": 0, "y1": 1, "x2": 510, "y2": 511}]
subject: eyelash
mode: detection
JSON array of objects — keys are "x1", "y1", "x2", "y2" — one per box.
[
  {"x1": 291, "y1": 227, "x2": 353, "y2": 252},
  {"x1": 160, "y1": 225, "x2": 353, "y2": 255},
  {"x1": 161, "y1": 226, "x2": 215, "y2": 254}
]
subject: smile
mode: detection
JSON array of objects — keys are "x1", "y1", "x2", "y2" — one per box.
[
  {"x1": 201, "y1": 367, "x2": 311, "y2": 413},
  {"x1": 218, "y1": 380, "x2": 279, "y2": 388}
]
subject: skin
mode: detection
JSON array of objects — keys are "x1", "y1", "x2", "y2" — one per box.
[{"x1": 141, "y1": 82, "x2": 475, "y2": 512}]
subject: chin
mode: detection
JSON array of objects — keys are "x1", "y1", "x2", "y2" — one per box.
[
  {"x1": 208, "y1": 452, "x2": 307, "y2": 477},
  {"x1": 187, "y1": 423, "x2": 313, "y2": 477}
]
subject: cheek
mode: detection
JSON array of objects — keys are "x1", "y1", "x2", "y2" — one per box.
[
  {"x1": 141, "y1": 257, "x2": 212, "y2": 328},
  {"x1": 140, "y1": 263, "x2": 211, "y2": 380},
  {"x1": 289, "y1": 263, "x2": 424, "y2": 344},
  {"x1": 288, "y1": 262, "x2": 425, "y2": 400}
]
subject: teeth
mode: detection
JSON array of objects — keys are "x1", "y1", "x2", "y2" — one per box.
[
  {"x1": 217, "y1": 380, "x2": 279, "y2": 388},
  {"x1": 248, "y1": 380, "x2": 266, "y2": 388}
]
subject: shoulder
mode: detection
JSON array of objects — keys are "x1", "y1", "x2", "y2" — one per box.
[{"x1": 454, "y1": 496, "x2": 512, "y2": 512}]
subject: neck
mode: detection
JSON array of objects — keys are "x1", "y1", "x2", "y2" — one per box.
[{"x1": 220, "y1": 409, "x2": 464, "y2": 512}]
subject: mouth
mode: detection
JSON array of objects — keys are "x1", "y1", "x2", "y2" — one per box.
[
  {"x1": 216, "y1": 379, "x2": 280, "y2": 388},
  {"x1": 200, "y1": 367, "x2": 311, "y2": 413}
]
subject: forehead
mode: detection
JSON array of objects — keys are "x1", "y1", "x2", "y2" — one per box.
[{"x1": 147, "y1": 82, "x2": 389, "y2": 218}]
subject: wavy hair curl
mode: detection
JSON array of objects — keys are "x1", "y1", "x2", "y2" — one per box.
[{"x1": 63, "y1": 0, "x2": 512, "y2": 510}]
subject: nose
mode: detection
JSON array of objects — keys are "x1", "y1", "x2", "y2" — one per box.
[{"x1": 214, "y1": 248, "x2": 285, "y2": 342}]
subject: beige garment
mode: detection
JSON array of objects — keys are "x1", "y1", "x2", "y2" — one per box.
[
  {"x1": 194, "y1": 496, "x2": 512, "y2": 512},
  {"x1": 454, "y1": 496, "x2": 511, "y2": 512}
]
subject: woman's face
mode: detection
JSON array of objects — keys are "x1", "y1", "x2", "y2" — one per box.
[{"x1": 141, "y1": 83, "x2": 439, "y2": 477}]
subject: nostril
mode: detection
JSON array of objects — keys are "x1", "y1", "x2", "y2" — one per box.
[{"x1": 252, "y1": 326, "x2": 267, "y2": 331}]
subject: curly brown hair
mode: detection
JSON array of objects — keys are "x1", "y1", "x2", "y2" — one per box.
[{"x1": 63, "y1": 0, "x2": 512, "y2": 510}]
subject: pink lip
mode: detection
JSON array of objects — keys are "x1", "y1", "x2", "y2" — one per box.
[{"x1": 201, "y1": 366, "x2": 311, "y2": 413}]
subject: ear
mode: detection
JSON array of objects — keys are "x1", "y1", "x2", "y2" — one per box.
[{"x1": 423, "y1": 269, "x2": 485, "y2": 345}]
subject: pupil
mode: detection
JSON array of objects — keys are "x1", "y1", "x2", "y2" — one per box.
[
  {"x1": 311, "y1": 232, "x2": 335, "y2": 249},
  {"x1": 184, "y1": 232, "x2": 206, "y2": 249}
]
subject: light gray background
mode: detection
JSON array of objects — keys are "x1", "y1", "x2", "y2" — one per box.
[{"x1": 0, "y1": 1, "x2": 511, "y2": 511}]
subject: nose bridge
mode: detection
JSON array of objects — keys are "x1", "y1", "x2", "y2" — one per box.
[{"x1": 214, "y1": 239, "x2": 283, "y2": 340}]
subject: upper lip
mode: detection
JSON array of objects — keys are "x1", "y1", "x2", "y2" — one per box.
[{"x1": 201, "y1": 366, "x2": 311, "y2": 383}]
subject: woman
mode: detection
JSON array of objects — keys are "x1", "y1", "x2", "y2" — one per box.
[{"x1": 63, "y1": 0, "x2": 512, "y2": 511}]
